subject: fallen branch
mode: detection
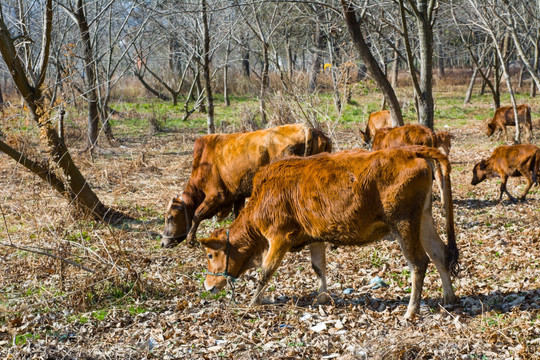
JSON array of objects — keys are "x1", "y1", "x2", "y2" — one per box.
[{"x1": 0, "y1": 241, "x2": 96, "y2": 273}]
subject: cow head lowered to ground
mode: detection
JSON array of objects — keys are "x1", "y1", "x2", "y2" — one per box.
[
  {"x1": 161, "y1": 124, "x2": 332, "y2": 248},
  {"x1": 200, "y1": 146, "x2": 459, "y2": 319},
  {"x1": 471, "y1": 144, "x2": 540, "y2": 202}
]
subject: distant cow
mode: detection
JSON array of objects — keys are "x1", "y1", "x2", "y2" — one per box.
[
  {"x1": 162, "y1": 124, "x2": 332, "y2": 248},
  {"x1": 486, "y1": 105, "x2": 533, "y2": 141},
  {"x1": 200, "y1": 146, "x2": 459, "y2": 319},
  {"x1": 359, "y1": 110, "x2": 391, "y2": 145},
  {"x1": 471, "y1": 144, "x2": 540, "y2": 202}
]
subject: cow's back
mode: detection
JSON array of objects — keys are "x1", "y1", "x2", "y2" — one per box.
[
  {"x1": 248, "y1": 148, "x2": 432, "y2": 245},
  {"x1": 372, "y1": 124, "x2": 436, "y2": 150},
  {"x1": 194, "y1": 124, "x2": 327, "y2": 197}
]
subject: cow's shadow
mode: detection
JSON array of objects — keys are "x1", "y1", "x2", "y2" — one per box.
[
  {"x1": 453, "y1": 198, "x2": 500, "y2": 209},
  {"x1": 263, "y1": 287, "x2": 539, "y2": 318}
]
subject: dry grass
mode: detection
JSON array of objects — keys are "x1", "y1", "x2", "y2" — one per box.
[{"x1": 0, "y1": 85, "x2": 539, "y2": 359}]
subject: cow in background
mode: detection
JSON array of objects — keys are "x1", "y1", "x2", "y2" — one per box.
[
  {"x1": 162, "y1": 124, "x2": 332, "y2": 248},
  {"x1": 485, "y1": 105, "x2": 533, "y2": 141},
  {"x1": 200, "y1": 146, "x2": 459, "y2": 319},
  {"x1": 359, "y1": 110, "x2": 391, "y2": 145},
  {"x1": 471, "y1": 144, "x2": 540, "y2": 202}
]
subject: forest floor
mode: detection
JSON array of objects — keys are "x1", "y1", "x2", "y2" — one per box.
[{"x1": 0, "y1": 85, "x2": 539, "y2": 359}]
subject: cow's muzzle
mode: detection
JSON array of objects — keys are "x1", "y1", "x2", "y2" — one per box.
[{"x1": 160, "y1": 234, "x2": 187, "y2": 248}]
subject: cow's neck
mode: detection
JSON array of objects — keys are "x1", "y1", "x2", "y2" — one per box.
[
  {"x1": 229, "y1": 213, "x2": 268, "y2": 274},
  {"x1": 181, "y1": 184, "x2": 203, "y2": 214}
]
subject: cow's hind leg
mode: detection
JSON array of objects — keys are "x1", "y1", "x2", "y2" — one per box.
[
  {"x1": 499, "y1": 175, "x2": 516, "y2": 202},
  {"x1": 308, "y1": 242, "x2": 328, "y2": 305},
  {"x1": 395, "y1": 221, "x2": 429, "y2": 319},
  {"x1": 517, "y1": 166, "x2": 534, "y2": 201},
  {"x1": 420, "y1": 212, "x2": 456, "y2": 307},
  {"x1": 250, "y1": 240, "x2": 288, "y2": 306}
]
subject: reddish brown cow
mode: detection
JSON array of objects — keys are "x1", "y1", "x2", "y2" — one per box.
[
  {"x1": 471, "y1": 144, "x2": 540, "y2": 202},
  {"x1": 162, "y1": 124, "x2": 332, "y2": 248},
  {"x1": 359, "y1": 110, "x2": 391, "y2": 145},
  {"x1": 200, "y1": 146, "x2": 459, "y2": 319},
  {"x1": 486, "y1": 105, "x2": 533, "y2": 141}
]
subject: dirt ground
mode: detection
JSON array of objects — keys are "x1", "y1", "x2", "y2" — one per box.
[{"x1": 0, "y1": 100, "x2": 539, "y2": 359}]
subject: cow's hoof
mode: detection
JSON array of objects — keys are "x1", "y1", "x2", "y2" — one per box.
[{"x1": 314, "y1": 292, "x2": 329, "y2": 305}]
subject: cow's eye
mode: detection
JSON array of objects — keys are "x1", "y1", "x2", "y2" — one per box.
[
  {"x1": 167, "y1": 216, "x2": 173, "y2": 222},
  {"x1": 208, "y1": 254, "x2": 213, "y2": 260}
]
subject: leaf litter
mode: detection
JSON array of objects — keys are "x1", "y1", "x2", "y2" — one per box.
[{"x1": 0, "y1": 115, "x2": 538, "y2": 359}]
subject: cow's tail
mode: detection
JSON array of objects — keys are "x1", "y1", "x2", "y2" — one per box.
[{"x1": 410, "y1": 146, "x2": 459, "y2": 277}]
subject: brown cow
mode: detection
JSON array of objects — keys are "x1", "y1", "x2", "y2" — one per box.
[
  {"x1": 471, "y1": 144, "x2": 540, "y2": 202},
  {"x1": 359, "y1": 110, "x2": 391, "y2": 145},
  {"x1": 200, "y1": 146, "x2": 459, "y2": 319},
  {"x1": 485, "y1": 105, "x2": 533, "y2": 141},
  {"x1": 162, "y1": 124, "x2": 332, "y2": 248}
]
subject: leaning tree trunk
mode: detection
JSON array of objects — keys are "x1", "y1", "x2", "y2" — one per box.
[{"x1": 341, "y1": 0, "x2": 404, "y2": 127}]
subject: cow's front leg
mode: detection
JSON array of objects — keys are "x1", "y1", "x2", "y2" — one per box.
[
  {"x1": 250, "y1": 242, "x2": 287, "y2": 306},
  {"x1": 308, "y1": 242, "x2": 328, "y2": 305},
  {"x1": 186, "y1": 192, "x2": 228, "y2": 246}
]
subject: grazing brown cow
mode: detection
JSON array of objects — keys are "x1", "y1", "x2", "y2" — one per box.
[
  {"x1": 162, "y1": 124, "x2": 332, "y2": 248},
  {"x1": 359, "y1": 110, "x2": 391, "y2": 145},
  {"x1": 471, "y1": 144, "x2": 540, "y2": 202},
  {"x1": 485, "y1": 105, "x2": 533, "y2": 141},
  {"x1": 200, "y1": 146, "x2": 459, "y2": 319}
]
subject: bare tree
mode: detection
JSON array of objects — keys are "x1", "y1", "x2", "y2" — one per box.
[{"x1": 0, "y1": 1, "x2": 120, "y2": 220}]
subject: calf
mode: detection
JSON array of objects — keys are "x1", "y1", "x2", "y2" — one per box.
[
  {"x1": 359, "y1": 110, "x2": 391, "y2": 145},
  {"x1": 200, "y1": 146, "x2": 459, "y2": 319},
  {"x1": 486, "y1": 105, "x2": 533, "y2": 141},
  {"x1": 471, "y1": 144, "x2": 540, "y2": 202},
  {"x1": 162, "y1": 124, "x2": 332, "y2": 248}
]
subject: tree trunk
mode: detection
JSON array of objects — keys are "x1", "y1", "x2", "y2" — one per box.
[
  {"x1": 341, "y1": 0, "x2": 404, "y2": 127},
  {"x1": 224, "y1": 37, "x2": 231, "y2": 107},
  {"x1": 416, "y1": 1, "x2": 435, "y2": 130},
  {"x1": 75, "y1": 0, "x2": 100, "y2": 151},
  {"x1": 201, "y1": 0, "x2": 215, "y2": 134},
  {"x1": 464, "y1": 67, "x2": 478, "y2": 104},
  {"x1": 241, "y1": 36, "x2": 250, "y2": 78},
  {"x1": 391, "y1": 39, "x2": 400, "y2": 88},
  {"x1": 308, "y1": 16, "x2": 324, "y2": 94},
  {"x1": 260, "y1": 41, "x2": 269, "y2": 125}
]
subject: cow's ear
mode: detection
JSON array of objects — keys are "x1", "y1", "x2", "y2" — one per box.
[{"x1": 199, "y1": 237, "x2": 225, "y2": 251}]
